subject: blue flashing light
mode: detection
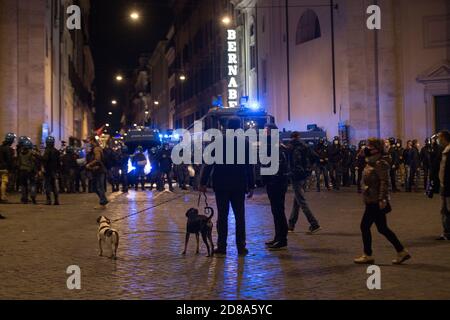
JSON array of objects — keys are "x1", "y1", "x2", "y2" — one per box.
[{"x1": 249, "y1": 102, "x2": 260, "y2": 110}]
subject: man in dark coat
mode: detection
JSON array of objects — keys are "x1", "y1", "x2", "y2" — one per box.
[
  {"x1": 434, "y1": 131, "x2": 450, "y2": 240},
  {"x1": 199, "y1": 117, "x2": 255, "y2": 256}
]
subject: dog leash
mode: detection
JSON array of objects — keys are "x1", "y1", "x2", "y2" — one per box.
[
  {"x1": 197, "y1": 192, "x2": 208, "y2": 208},
  {"x1": 197, "y1": 192, "x2": 214, "y2": 217},
  {"x1": 112, "y1": 193, "x2": 186, "y2": 223}
]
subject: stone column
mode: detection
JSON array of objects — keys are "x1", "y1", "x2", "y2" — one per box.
[{"x1": 0, "y1": 0, "x2": 19, "y2": 138}]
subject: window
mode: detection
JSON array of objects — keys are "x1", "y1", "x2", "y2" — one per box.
[
  {"x1": 250, "y1": 23, "x2": 255, "y2": 37},
  {"x1": 296, "y1": 10, "x2": 321, "y2": 45},
  {"x1": 250, "y1": 45, "x2": 256, "y2": 70}
]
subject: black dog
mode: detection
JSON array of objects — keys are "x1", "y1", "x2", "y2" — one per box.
[{"x1": 182, "y1": 207, "x2": 214, "y2": 257}]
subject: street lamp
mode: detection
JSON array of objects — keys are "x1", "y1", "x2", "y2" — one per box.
[
  {"x1": 154, "y1": 101, "x2": 159, "y2": 105},
  {"x1": 115, "y1": 75, "x2": 123, "y2": 82},
  {"x1": 130, "y1": 12, "x2": 140, "y2": 21},
  {"x1": 145, "y1": 111, "x2": 149, "y2": 115},
  {"x1": 112, "y1": 100, "x2": 117, "y2": 105},
  {"x1": 179, "y1": 74, "x2": 186, "y2": 81},
  {"x1": 108, "y1": 112, "x2": 113, "y2": 115},
  {"x1": 222, "y1": 16, "x2": 231, "y2": 26},
  {"x1": 106, "y1": 123, "x2": 110, "y2": 127}
]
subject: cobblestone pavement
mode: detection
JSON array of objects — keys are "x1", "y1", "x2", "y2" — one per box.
[{"x1": 0, "y1": 186, "x2": 449, "y2": 300}]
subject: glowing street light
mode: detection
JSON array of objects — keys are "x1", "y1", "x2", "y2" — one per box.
[
  {"x1": 112, "y1": 100, "x2": 117, "y2": 105},
  {"x1": 145, "y1": 111, "x2": 149, "y2": 115},
  {"x1": 179, "y1": 74, "x2": 186, "y2": 81},
  {"x1": 116, "y1": 75, "x2": 123, "y2": 82},
  {"x1": 130, "y1": 12, "x2": 140, "y2": 21},
  {"x1": 154, "y1": 101, "x2": 159, "y2": 105},
  {"x1": 106, "y1": 123, "x2": 110, "y2": 127},
  {"x1": 222, "y1": 16, "x2": 231, "y2": 26},
  {"x1": 108, "y1": 112, "x2": 113, "y2": 115}
]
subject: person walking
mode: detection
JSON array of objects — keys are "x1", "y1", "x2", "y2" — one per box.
[
  {"x1": 388, "y1": 137, "x2": 400, "y2": 192},
  {"x1": 314, "y1": 138, "x2": 330, "y2": 192},
  {"x1": 263, "y1": 124, "x2": 289, "y2": 250},
  {"x1": 199, "y1": 117, "x2": 255, "y2": 256},
  {"x1": 86, "y1": 136, "x2": 108, "y2": 210},
  {"x1": 328, "y1": 136, "x2": 343, "y2": 190},
  {"x1": 17, "y1": 139, "x2": 38, "y2": 205},
  {"x1": 354, "y1": 138, "x2": 411, "y2": 265},
  {"x1": 287, "y1": 132, "x2": 321, "y2": 234},
  {"x1": 433, "y1": 131, "x2": 450, "y2": 240},
  {"x1": 42, "y1": 136, "x2": 61, "y2": 205}
]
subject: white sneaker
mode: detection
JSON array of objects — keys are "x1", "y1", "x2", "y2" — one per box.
[{"x1": 354, "y1": 255, "x2": 375, "y2": 265}]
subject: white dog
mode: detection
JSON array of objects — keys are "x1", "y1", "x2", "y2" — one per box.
[{"x1": 96, "y1": 216, "x2": 119, "y2": 260}]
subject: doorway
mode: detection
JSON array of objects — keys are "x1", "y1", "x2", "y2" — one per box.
[{"x1": 435, "y1": 95, "x2": 450, "y2": 132}]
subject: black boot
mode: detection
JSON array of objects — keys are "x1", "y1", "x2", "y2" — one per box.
[
  {"x1": 54, "y1": 195, "x2": 60, "y2": 206},
  {"x1": 46, "y1": 195, "x2": 52, "y2": 205}
]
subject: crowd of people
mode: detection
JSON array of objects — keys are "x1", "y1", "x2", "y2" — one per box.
[
  {"x1": 1, "y1": 124, "x2": 448, "y2": 264},
  {"x1": 197, "y1": 118, "x2": 449, "y2": 265}
]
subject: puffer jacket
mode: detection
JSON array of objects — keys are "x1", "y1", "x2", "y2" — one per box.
[{"x1": 362, "y1": 154, "x2": 390, "y2": 204}]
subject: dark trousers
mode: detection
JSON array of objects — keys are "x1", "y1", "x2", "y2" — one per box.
[
  {"x1": 121, "y1": 166, "x2": 128, "y2": 192},
  {"x1": 440, "y1": 197, "x2": 450, "y2": 238},
  {"x1": 267, "y1": 183, "x2": 288, "y2": 243},
  {"x1": 44, "y1": 173, "x2": 58, "y2": 201},
  {"x1": 390, "y1": 167, "x2": 398, "y2": 190},
  {"x1": 329, "y1": 162, "x2": 342, "y2": 189},
  {"x1": 357, "y1": 167, "x2": 364, "y2": 191},
  {"x1": 407, "y1": 165, "x2": 418, "y2": 191},
  {"x1": 316, "y1": 165, "x2": 329, "y2": 190},
  {"x1": 423, "y1": 167, "x2": 429, "y2": 190},
  {"x1": 19, "y1": 170, "x2": 36, "y2": 202},
  {"x1": 360, "y1": 203, "x2": 404, "y2": 256},
  {"x1": 215, "y1": 190, "x2": 246, "y2": 251}
]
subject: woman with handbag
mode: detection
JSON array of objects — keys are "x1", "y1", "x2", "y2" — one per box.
[{"x1": 354, "y1": 138, "x2": 411, "y2": 265}]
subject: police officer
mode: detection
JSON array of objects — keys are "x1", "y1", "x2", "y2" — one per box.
[
  {"x1": 0, "y1": 133, "x2": 16, "y2": 204},
  {"x1": 148, "y1": 146, "x2": 161, "y2": 191},
  {"x1": 118, "y1": 145, "x2": 129, "y2": 193},
  {"x1": 388, "y1": 137, "x2": 400, "y2": 192},
  {"x1": 355, "y1": 140, "x2": 367, "y2": 193},
  {"x1": 263, "y1": 123, "x2": 289, "y2": 250},
  {"x1": 407, "y1": 140, "x2": 420, "y2": 192},
  {"x1": 314, "y1": 138, "x2": 330, "y2": 192},
  {"x1": 133, "y1": 146, "x2": 147, "y2": 191},
  {"x1": 158, "y1": 143, "x2": 174, "y2": 192},
  {"x1": 17, "y1": 139, "x2": 38, "y2": 204},
  {"x1": 342, "y1": 142, "x2": 354, "y2": 187},
  {"x1": 42, "y1": 136, "x2": 60, "y2": 205},
  {"x1": 420, "y1": 138, "x2": 433, "y2": 191},
  {"x1": 61, "y1": 146, "x2": 78, "y2": 193},
  {"x1": 328, "y1": 136, "x2": 344, "y2": 190}
]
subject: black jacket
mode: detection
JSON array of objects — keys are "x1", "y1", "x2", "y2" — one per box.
[
  {"x1": 0, "y1": 143, "x2": 14, "y2": 171},
  {"x1": 42, "y1": 147, "x2": 61, "y2": 174},
  {"x1": 328, "y1": 143, "x2": 343, "y2": 163},
  {"x1": 289, "y1": 140, "x2": 318, "y2": 181},
  {"x1": 200, "y1": 136, "x2": 255, "y2": 193}
]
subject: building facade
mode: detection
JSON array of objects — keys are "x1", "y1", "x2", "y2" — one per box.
[
  {"x1": 234, "y1": 0, "x2": 450, "y2": 143},
  {"x1": 0, "y1": 0, "x2": 95, "y2": 146}
]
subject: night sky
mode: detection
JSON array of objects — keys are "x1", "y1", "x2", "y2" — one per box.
[{"x1": 90, "y1": 0, "x2": 173, "y2": 132}]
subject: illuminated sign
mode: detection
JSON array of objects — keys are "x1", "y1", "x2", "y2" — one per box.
[{"x1": 227, "y1": 29, "x2": 238, "y2": 108}]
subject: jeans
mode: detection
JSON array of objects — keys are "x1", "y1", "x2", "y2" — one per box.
[
  {"x1": 94, "y1": 173, "x2": 108, "y2": 206},
  {"x1": 440, "y1": 197, "x2": 450, "y2": 238},
  {"x1": 267, "y1": 182, "x2": 288, "y2": 243},
  {"x1": 289, "y1": 179, "x2": 319, "y2": 228},
  {"x1": 215, "y1": 190, "x2": 246, "y2": 251},
  {"x1": 360, "y1": 203, "x2": 404, "y2": 256}
]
